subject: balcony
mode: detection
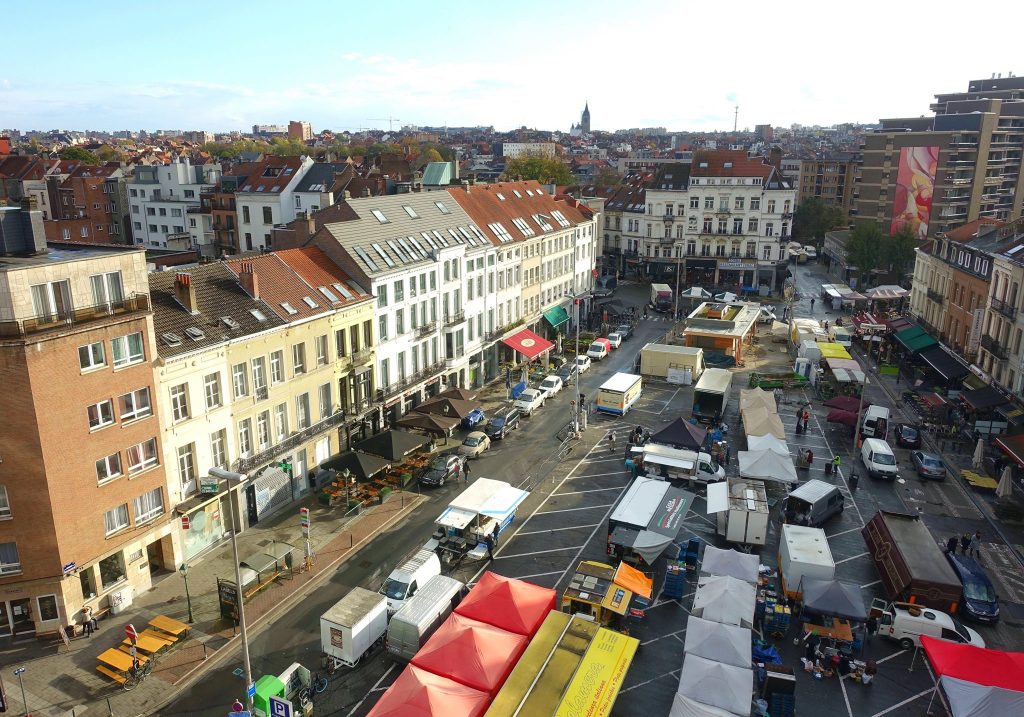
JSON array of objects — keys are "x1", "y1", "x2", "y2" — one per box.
[
  {"x1": 662, "y1": 213, "x2": 675, "y2": 223},
  {"x1": 352, "y1": 349, "x2": 372, "y2": 365},
  {"x1": 926, "y1": 288, "x2": 945, "y2": 303},
  {"x1": 234, "y1": 409, "x2": 346, "y2": 473},
  {"x1": 416, "y1": 321, "x2": 438, "y2": 338},
  {"x1": 981, "y1": 335, "x2": 1009, "y2": 361},
  {"x1": 0, "y1": 294, "x2": 150, "y2": 339},
  {"x1": 991, "y1": 297, "x2": 1018, "y2": 321},
  {"x1": 715, "y1": 207, "x2": 731, "y2": 215},
  {"x1": 659, "y1": 236, "x2": 676, "y2": 244},
  {"x1": 444, "y1": 310, "x2": 465, "y2": 327},
  {"x1": 254, "y1": 385, "x2": 269, "y2": 402}
]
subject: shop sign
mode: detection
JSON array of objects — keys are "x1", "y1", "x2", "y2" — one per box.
[
  {"x1": 719, "y1": 259, "x2": 755, "y2": 270},
  {"x1": 200, "y1": 478, "x2": 220, "y2": 495}
]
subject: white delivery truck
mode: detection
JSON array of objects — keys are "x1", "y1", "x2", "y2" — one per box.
[
  {"x1": 596, "y1": 372, "x2": 643, "y2": 415},
  {"x1": 635, "y1": 443, "x2": 725, "y2": 485},
  {"x1": 381, "y1": 548, "x2": 442, "y2": 614},
  {"x1": 707, "y1": 478, "x2": 769, "y2": 546},
  {"x1": 777, "y1": 524, "x2": 835, "y2": 601},
  {"x1": 320, "y1": 587, "x2": 388, "y2": 670},
  {"x1": 638, "y1": 344, "x2": 705, "y2": 383},
  {"x1": 386, "y1": 575, "x2": 465, "y2": 662},
  {"x1": 650, "y1": 283, "x2": 673, "y2": 312},
  {"x1": 692, "y1": 368, "x2": 732, "y2": 424}
]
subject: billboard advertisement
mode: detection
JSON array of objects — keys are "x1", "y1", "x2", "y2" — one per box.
[{"x1": 891, "y1": 145, "x2": 939, "y2": 240}]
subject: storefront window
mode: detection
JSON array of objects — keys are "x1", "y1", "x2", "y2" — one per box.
[
  {"x1": 98, "y1": 552, "x2": 127, "y2": 590},
  {"x1": 79, "y1": 566, "x2": 97, "y2": 599},
  {"x1": 37, "y1": 595, "x2": 59, "y2": 622},
  {"x1": 184, "y1": 500, "x2": 225, "y2": 560}
]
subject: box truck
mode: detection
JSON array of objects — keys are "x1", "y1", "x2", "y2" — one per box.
[
  {"x1": 386, "y1": 575, "x2": 465, "y2": 661},
  {"x1": 596, "y1": 373, "x2": 643, "y2": 415},
  {"x1": 320, "y1": 587, "x2": 388, "y2": 669},
  {"x1": 692, "y1": 368, "x2": 732, "y2": 424},
  {"x1": 650, "y1": 283, "x2": 673, "y2": 312},
  {"x1": 638, "y1": 343, "x2": 705, "y2": 383},
  {"x1": 777, "y1": 524, "x2": 835, "y2": 600}
]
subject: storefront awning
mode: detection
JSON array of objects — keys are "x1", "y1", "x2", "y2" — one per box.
[
  {"x1": 501, "y1": 328, "x2": 554, "y2": 360},
  {"x1": 962, "y1": 385, "x2": 1008, "y2": 411},
  {"x1": 542, "y1": 306, "x2": 570, "y2": 329},
  {"x1": 919, "y1": 346, "x2": 970, "y2": 382},
  {"x1": 995, "y1": 433, "x2": 1024, "y2": 468},
  {"x1": 894, "y1": 325, "x2": 938, "y2": 353}
]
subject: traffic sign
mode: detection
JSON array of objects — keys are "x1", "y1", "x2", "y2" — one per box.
[
  {"x1": 247, "y1": 682, "x2": 256, "y2": 699},
  {"x1": 268, "y1": 696, "x2": 293, "y2": 717},
  {"x1": 124, "y1": 624, "x2": 138, "y2": 642},
  {"x1": 232, "y1": 700, "x2": 244, "y2": 711},
  {"x1": 181, "y1": 515, "x2": 191, "y2": 530}
]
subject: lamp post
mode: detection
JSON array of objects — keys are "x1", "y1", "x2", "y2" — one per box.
[
  {"x1": 665, "y1": 214, "x2": 680, "y2": 321},
  {"x1": 179, "y1": 563, "x2": 194, "y2": 623},
  {"x1": 342, "y1": 468, "x2": 353, "y2": 506},
  {"x1": 14, "y1": 666, "x2": 27, "y2": 717},
  {"x1": 208, "y1": 467, "x2": 252, "y2": 712}
]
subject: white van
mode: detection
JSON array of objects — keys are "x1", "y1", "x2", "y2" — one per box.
[
  {"x1": 861, "y1": 405, "x2": 890, "y2": 439},
  {"x1": 381, "y1": 548, "x2": 442, "y2": 614},
  {"x1": 829, "y1": 326, "x2": 853, "y2": 349},
  {"x1": 861, "y1": 437, "x2": 898, "y2": 480},
  {"x1": 386, "y1": 575, "x2": 465, "y2": 661},
  {"x1": 880, "y1": 602, "x2": 985, "y2": 650}
]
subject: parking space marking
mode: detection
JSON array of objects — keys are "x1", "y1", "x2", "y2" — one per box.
[
  {"x1": 516, "y1": 523, "x2": 601, "y2": 537},
  {"x1": 839, "y1": 669, "x2": 854, "y2": 717},
  {"x1": 834, "y1": 551, "x2": 868, "y2": 564},
  {"x1": 345, "y1": 664, "x2": 397, "y2": 717},
  {"x1": 641, "y1": 626, "x2": 688, "y2": 646},
  {"x1": 619, "y1": 668, "x2": 681, "y2": 693},
  {"x1": 564, "y1": 471, "x2": 625, "y2": 480},
  {"x1": 513, "y1": 570, "x2": 565, "y2": 581},
  {"x1": 869, "y1": 689, "x2": 933, "y2": 717},
  {"x1": 828, "y1": 527, "x2": 864, "y2": 539},
  {"x1": 535, "y1": 503, "x2": 616, "y2": 515},
  {"x1": 860, "y1": 580, "x2": 881, "y2": 589},
  {"x1": 495, "y1": 545, "x2": 585, "y2": 560},
  {"x1": 583, "y1": 456, "x2": 626, "y2": 463},
  {"x1": 555, "y1": 486, "x2": 625, "y2": 496}
]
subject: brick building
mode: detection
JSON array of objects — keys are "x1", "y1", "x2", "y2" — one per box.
[{"x1": 42, "y1": 163, "x2": 130, "y2": 244}]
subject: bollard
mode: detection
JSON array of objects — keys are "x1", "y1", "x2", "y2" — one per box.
[
  {"x1": 203, "y1": 642, "x2": 208, "y2": 660},
  {"x1": 107, "y1": 697, "x2": 114, "y2": 716}
]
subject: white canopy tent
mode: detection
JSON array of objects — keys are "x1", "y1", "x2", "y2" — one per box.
[
  {"x1": 669, "y1": 693, "x2": 738, "y2": 717},
  {"x1": 738, "y1": 449, "x2": 798, "y2": 487},
  {"x1": 700, "y1": 546, "x2": 760, "y2": 584},
  {"x1": 683, "y1": 616, "x2": 752, "y2": 668},
  {"x1": 436, "y1": 478, "x2": 529, "y2": 529},
  {"x1": 739, "y1": 387, "x2": 777, "y2": 413},
  {"x1": 676, "y1": 654, "x2": 753, "y2": 716},
  {"x1": 746, "y1": 434, "x2": 790, "y2": 457},
  {"x1": 692, "y1": 575, "x2": 756, "y2": 628},
  {"x1": 741, "y1": 406, "x2": 786, "y2": 440}
]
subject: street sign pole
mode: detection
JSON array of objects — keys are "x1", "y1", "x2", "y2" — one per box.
[{"x1": 14, "y1": 667, "x2": 27, "y2": 717}]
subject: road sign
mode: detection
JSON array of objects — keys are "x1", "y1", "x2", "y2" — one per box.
[
  {"x1": 232, "y1": 700, "x2": 244, "y2": 711},
  {"x1": 124, "y1": 624, "x2": 138, "y2": 642},
  {"x1": 13, "y1": 667, "x2": 25, "y2": 676},
  {"x1": 62, "y1": 561, "x2": 77, "y2": 575},
  {"x1": 247, "y1": 682, "x2": 256, "y2": 699},
  {"x1": 268, "y1": 696, "x2": 293, "y2": 717},
  {"x1": 181, "y1": 515, "x2": 191, "y2": 530}
]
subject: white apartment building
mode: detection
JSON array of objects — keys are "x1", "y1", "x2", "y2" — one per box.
[
  {"x1": 234, "y1": 156, "x2": 314, "y2": 252},
  {"x1": 498, "y1": 142, "x2": 556, "y2": 160},
  {"x1": 128, "y1": 157, "x2": 221, "y2": 249}
]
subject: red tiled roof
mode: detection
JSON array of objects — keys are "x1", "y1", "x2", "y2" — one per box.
[
  {"x1": 275, "y1": 247, "x2": 370, "y2": 307},
  {"x1": 238, "y1": 156, "x2": 305, "y2": 194},
  {"x1": 447, "y1": 180, "x2": 585, "y2": 246},
  {"x1": 690, "y1": 150, "x2": 772, "y2": 179},
  {"x1": 0, "y1": 156, "x2": 45, "y2": 181},
  {"x1": 945, "y1": 218, "x2": 1004, "y2": 243},
  {"x1": 224, "y1": 253, "x2": 329, "y2": 322}
]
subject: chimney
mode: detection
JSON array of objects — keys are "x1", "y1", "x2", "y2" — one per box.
[
  {"x1": 239, "y1": 261, "x2": 259, "y2": 299},
  {"x1": 361, "y1": 187, "x2": 370, "y2": 197},
  {"x1": 769, "y1": 146, "x2": 782, "y2": 171},
  {"x1": 452, "y1": 152, "x2": 460, "y2": 180},
  {"x1": 342, "y1": 190, "x2": 351, "y2": 199},
  {"x1": 462, "y1": 179, "x2": 470, "y2": 193},
  {"x1": 306, "y1": 213, "x2": 316, "y2": 236},
  {"x1": 174, "y1": 273, "x2": 199, "y2": 314}
]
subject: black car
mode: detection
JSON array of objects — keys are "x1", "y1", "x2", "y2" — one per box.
[
  {"x1": 555, "y1": 363, "x2": 578, "y2": 383},
  {"x1": 894, "y1": 423, "x2": 922, "y2": 448},
  {"x1": 485, "y1": 406, "x2": 522, "y2": 439},
  {"x1": 420, "y1": 454, "x2": 465, "y2": 487},
  {"x1": 616, "y1": 324, "x2": 633, "y2": 340}
]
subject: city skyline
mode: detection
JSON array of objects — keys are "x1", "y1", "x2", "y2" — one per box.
[{"x1": 2, "y1": 0, "x2": 1021, "y2": 133}]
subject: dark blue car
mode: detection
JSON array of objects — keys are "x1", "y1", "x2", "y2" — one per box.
[
  {"x1": 461, "y1": 408, "x2": 486, "y2": 429},
  {"x1": 946, "y1": 553, "x2": 999, "y2": 623}
]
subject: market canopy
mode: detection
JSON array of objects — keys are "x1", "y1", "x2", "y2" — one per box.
[
  {"x1": 455, "y1": 571, "x2": 556, "y2": 637},
  {"x1": 800, "y1": 577, "x2": 868, "y2": 622},
  {"x1": 683, "y1": 616, "x2": 753, "y2": 669},
  {"x1": 921, "y1": 636, "x2": 1024, "y2": 717},
  {"x1": 826, "y1": 409, "x2": 859, "y2": 427},
  {"x1": 355, "y1": 429, "x2": 431, "y2": 461},
  {"x1": 411, "y1": 613, "x2": 527, "y2": 696},
  {"x1": 692, "y1": 575, "x2": 756, "y2": 628},
  {"x1": 320, "y1": 450, "x2": 392, "y2": 480},
  {"x1": 676, "y1": 654, "x2": 753, "y2": 716},
  {"x1": 649, "y1": 417, "x2": 708, "y2": 451},
  {"x1": 680, "y1": 287, "x2": 712, "y2": 299},
  {"x1": 745, "y1": 434, "x2": 789, "y2": 456},
  {"x1": 741, "y1": 406, "x2": 785, "y2": 440},
  {"x1": 823, "y1": 395, "x2": 861, "y2": 412},
  {"x1": 394, "y1": 411, "x2": 460, "y2": 436},
  {"x1": 961, "y1": 385, "x2": 1008, "y2": 411},
  {"x1": 894, "y1": 325, "x2": 938, "y2": 354},
  {"x1": 996, "y1": 433, "x2": 1024, "y2": 469},
  {"x1": 437, "y1": 478, "x2": 529, "y2": 530},
  {"x1": 816, "y1": 342, "x2": 852, "y2": 360},
  {"x1": 415, "y1": 396, "x2": 481, "y2": 419},
  {"x1": 700, "y1": 546, "x2": 760, "y2": 584},
  {"x1": 669, "y1": 692, "x2": 741, "y2": 717},
  {"x1": 825, "y1": 357, "x2": 861, "y2": 372},
  {"x1": 919, "y1": 346, "x2": 970, "y2": 382},
  {"x1": 614, "y1": 561, "x2": 654, "y2": 600},
  {"x1": 542, "y1": 305, "x2": 570, "y2": 329},
  {"x1": 865, "y1": 284, "x2": 911, "y2": 300},
  {"x1": 501, "y1": 327, "x2": 554, "y2": 360},
  {"x1": 366, "y1": 664, "x2": 490, "y2": 717},
  {"x1": 739, "y1": 388, "x2": 777, "y2": 413},
  {"x1": 437, "y1": 386, "x2": 479, "y2": 402},
  {"x1": 738, "y1": 449, "x2": 798, "y2": 486}
]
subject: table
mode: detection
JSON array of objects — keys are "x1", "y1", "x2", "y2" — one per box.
[
  {"x1": 149, "y1": 614, "x2": 190, "y2": 637},
  {"x1": 97, "y1": 648, "x2": 136, "y2": 673},
  {"x1": 803, "y1": 620, "x2": 854, "y2": 642},
  {"x1": 122, "y1": 632, "x2": 171, "y2": 654}
]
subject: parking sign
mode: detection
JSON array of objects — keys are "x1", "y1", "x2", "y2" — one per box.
[{"x1": 268, "y1": 696, "x2": 293, "y2": 717}]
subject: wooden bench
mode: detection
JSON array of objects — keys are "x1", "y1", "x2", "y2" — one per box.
[
  {"x1": 96, "y1": 665, "x2": 126, "y2": 685},
  {"x1": 142, "y1": 628, "x2": 177, "y2": 644}
]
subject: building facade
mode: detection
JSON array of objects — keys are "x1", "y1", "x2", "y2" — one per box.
[
  {"x1": 128, "y1": 157, "x2": 221, "y2": 249},
  {"x1": 234, "y1": 156, "x2": 314, "y2": 253},
  {"x1": 43, "y1": 163, "x2": 130, "y2": 245},
  {"x1": 798, "y1": 154, "x2": 857, "y2": 219}
]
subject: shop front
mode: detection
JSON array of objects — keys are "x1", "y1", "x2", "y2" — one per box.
[
  {"x1": 685, "y1": 259, "x2": 716, "y2": 287},
  {"x1": 717, "y1": 259, "x2": 757, "y2": 292}
]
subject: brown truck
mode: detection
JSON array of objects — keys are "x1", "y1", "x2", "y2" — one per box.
[{"x1": 861, "y1": 510, "x2": 961, "y2": 613}]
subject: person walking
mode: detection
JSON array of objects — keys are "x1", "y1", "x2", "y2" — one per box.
[
  {"x1": 946, "y1": 535, "x2": 959, "y2": 554},
  {"x1": 810, "y1": 298, "x2": 816, "y2": 312},
  {"x1": 960, "y1": 532, "x2": 972, "y2": 555},
  {"x1": 832, "y1": 455, "x2": 841, "y2": 474},
  {"x1": 608, "y1": 432, "x2": 615, "y2": 453},
  {"x1": 848, "y1": 471, "x2": 859, "y2": 492},
  {"x1": 972, "y1": 530, "x2": 982, "y2": 558},
  {"x1": 463, "y1": 459, "x2": 471, "y2": 483},
  {"x1": 492, "y1": 523, "x2": 501, "y2": 549},
  {"x1": 802, "y1": 408, "x2": 811, "y2": 433},
  {"x1": 485, "y1": 534, "x2": 495, "y2": 560}
]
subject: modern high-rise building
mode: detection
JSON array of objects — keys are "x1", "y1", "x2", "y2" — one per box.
[
  {"x1": 855, "y1": 76, "x2": 1024, "y2": 239},
  {"x1": 798, "y1": 153, "x2": 857, "y2": 219},
  {"x1": 288, "y1": 121, "x2": 312, "y2": 141}
]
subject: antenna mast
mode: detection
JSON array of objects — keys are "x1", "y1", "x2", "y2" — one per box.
[{"x1": 734, "y1": 105, "x2": 739, "y2": 132}]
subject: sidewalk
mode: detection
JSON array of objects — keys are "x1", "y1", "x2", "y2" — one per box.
[{"x1": 0, "y1": 489, "x2": 426, "y2": 717}]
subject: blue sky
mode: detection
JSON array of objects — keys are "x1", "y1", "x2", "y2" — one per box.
[{"x1": 2, "y1": 0, "x2": 1020, "y2": 133}]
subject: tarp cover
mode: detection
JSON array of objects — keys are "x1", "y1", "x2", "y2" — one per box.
[
  {"x1": 411, "y1": 613, "x2": 527, "y2": 695},
  {"x1": 738, "y1": 449, "x2": 798, "y2": 486},
  {"x1": 355, "y1": 429, "x2": 431, "y2": 461},
  {"x1": 962, "y1": 385, "x2": 1008, "y2": 411},
  {"x1": 501, "y1": 328, "x2": 554, "y2": 360},
  {"x1": 919, "y1": 346, "x2": 970, "y2": 382},
  {"x1": 615, "y1": 562, "x2": 654, "y2": 600},
  {"x1": 669, "y1": 692, "x2": 740, "y2": 717},
  {"x1": 366, "y1": 664, "x2": 490, "y2": 717},
  {"x1": 649, "y1": 417, "x2": 708, "y2": 451},
  {"x1": 676, "y1": 654, "x2": 753, "y2": 716},
  {"x1": 692, "y1": 575, "x2": 756, "y2": 628},
  {"x1": 395, "y1": 411, "x2": 460, "y2": 435},
  {"x1": 800, "y1": 577, "x2": 868, "y2": 622},
  {"x1": 319, "y1": 450, "x2": 392, "y2": 480},
  {"x1": 826, "y1": 409, "x2": 859, "y2": 427},
  {"x1": 683, "y1": 616, "x2": 753, "y2": 668},
  {"x1": 921, "y1": 635, "x2": 1024, "y2": 717},
  {"x1": 701, "y1": 546, "x2": 760, "y2": 584},
  {"x1": 865, "y1": 284, "x2": 910, "y2": 300},
  {"x1": 741, "y1": 406, "x2": 786, "y2": 440},
  {"x1": 455, "y1": 571, "x2": 556, "y2": 637},
  {"x1": 415, "y1": 396, "x2": 482, "y2": 419},
  {"x1": 739, "y1": 388, "x2": 777, "y2": 413}
]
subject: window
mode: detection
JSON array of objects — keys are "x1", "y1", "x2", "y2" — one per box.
[
  {"x1": 750, "y1": 197, "x2": 760, "y2": 210},
  {"x1": 119, "y1": 387, "x2": 152, "y2": 421},
  {"x1": 127, "y1": 438, "x2": 159, "y2": 474},
  {"x1": 256, "y1": 411, "x2": 271, "y2": 449},
  {"x1": 88, "y1": 400, "x2": 115, "y2": 430},
  {"x1": 263, "y1": 206, "x2": 273, "y2": 224},
  {"x1": 767, "y1": 200, "x2": 776, "y2": 214},
  {"x1": 77, "y1": 341, "x2": 107, "y2": 371},
  {"x1": 96, "y1": 453, "x2": 122, "y2": 483},
  {"x1": 204, "y1": 373, "x2": 222, "y2": 409},
  {"x1": 169, "y1": 384, "x2": 190, "y2": 421},
  {"x1": 292, "y1": 343, "x2": 306, "y2": 375},
  {"x1": 396, "y1": 309, "x2": 405, "y2": 335},
  {"x1": 238, "y1": 418, "x2": 253, "y2": 456},
  {"x1": 37, "y1": 594, "x2": 59, "y2": 622},
  {"x1": 335, "y1": 329, "x2": 347, "y2": 357},
  {"x1": 103, "y1": 504, "x2": 130, "y2": 535},
  {"x1": 242, "y1": 206, "x2": 251, "y2": 223},
  {"x1": 90, "y1": 271, "x2": 124, "y2": 307},
  {"x1": 274, "y1": 403, "x2": 289, "y2": 440},
  {"x1": 31, "y1": 279, "x2": 72, "y2": 323},
  {"x1": 315, "y1": 335, "x2": 328, "y2": 366},
  {"x1": 379, "y1": 315, "x2": 388, "y2": 341},
  {"x1": 177, "y1": 444, "x2": 196, "y2": 486},
  {"x1": 210, "y1": 429, "x2": 227, "y2": 468},
  {"x1": 0, "y1": 541, "x2": 20, "y2": 575},
  {"x1": 296, "y1": 393, "x2": 311, "y2": 429},
  {"x1": 270, "y1": 350, "x2": 284, "y2": 384},
  {"x1": 734, "y1": 196, "x2": 745, "y2": 210},
  {"x1": 377, "y1": 284, "x2": 388, "y2": 308},
  {"x1": 98, "y1": 551, "x2": 126, "y2": 588},
  {"x1": 0, "y1": 485, "x2": 10, "y2": 518},
  {"x1": 252, "y1": 356, "x2": 268, "y2": 395},
  {"x1": 112, "y1": 332, "x2": 144, "y2": 367},
  {"x1": 232, "y1": 362, "x2": 249, "y2": 398},
  {"x1": 133, "y1": 487, "x2": 164, "y2": 524},
  {"x1": 748, "y1": 217, "x2": 759, "y2": 232},
  {"x1": 317, "y1": 382, "x2": 333, "y2": 419}
]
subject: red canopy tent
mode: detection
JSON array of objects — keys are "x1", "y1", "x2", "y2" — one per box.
[
  {"x1": 921, "y1": 635, "x2": 1024, "y2": 716},
  {"x1": 365, "y1": 664, "x2": 490, "y2": 717},
  {"x1": 501, "y1": 328, "x2": 554, "y2": 360},
  {"x1": 823, "y1": 395, "x2": 861, "y2": 413},
  {"x1": 454, "y1": 571, "x2": 557, "y2": 636},
  {"x1": 411, "y1": 613, "x2": 527, "y2": 696}
]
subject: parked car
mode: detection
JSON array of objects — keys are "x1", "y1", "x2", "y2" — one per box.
[
  {"x1": 911, "y1": 450, "x2": 946, "y2": 480},
  {"x1": 485, "y1": 406, "x2": 521, "y2": 439},
  {"x1": 461, "y1": 407, "x2": 486, "y2": 429},
  {"x1": 458, "y1": 431, "x2": 491, "y2": 459},
  {"x1": 514, "y1": 388, "x2": 546, "y2": 416},
  {"x1": 606, "y1": 333, "x2": 622, "y2": 349},
  {"x1": 539, "y1": 375, "x2": 564, "y2": 398},
  {"x1": 895, "y1": 423, "x2": 922, "y2": 448},
  {"x1": 946, "y1": 553, "x2": 1000, "y2": 623},
  {"x1": 555, "y1": 363, "x2": 578, "y2": 383},
  {"x1": 616, "y1": 324, "x2": 634, "y2": 340},
  {"x1": 758, "y1": 306, "x2": 777, "y2": 324},
  {"x1": 575, "y1": 355, "x2": 592, "y2": 373},
  {"x1": 803, "y1": 245, "x2": 818, "y2": 260},
  {"x1": 420, "y1": 454, "x2": 466, "y2": 487}
]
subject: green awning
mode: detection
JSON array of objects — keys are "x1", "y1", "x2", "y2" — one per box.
[
  {"x1": 894, "y1": 325, "x2": 937, "y2": 353},
  {"x1": 543, "y1": 306, "x2": 569, "y2": 329}
]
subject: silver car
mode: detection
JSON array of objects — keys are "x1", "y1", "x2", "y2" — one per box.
[
  {"x1": 459, "y1": 431, "x2": 491, "y2": 459},
  {"x1": 911, "y1": 451, "x2": 946, "y2": 480}
]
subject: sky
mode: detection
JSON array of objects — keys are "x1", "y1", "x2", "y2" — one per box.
[{"x1": 3, "y1": 0, "x2": 1023, "y2": 135}]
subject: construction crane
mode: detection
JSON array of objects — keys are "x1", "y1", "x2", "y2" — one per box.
[{"x1": 369, "y1": 116, "x2": 401, "y2": 132}]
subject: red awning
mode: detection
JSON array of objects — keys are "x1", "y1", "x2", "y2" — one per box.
[
  {"x1": 501, "y1": 328, "x2": 554, "y2": 360},
  {"x1": 995, "y1": 433, "x2": 1024, "y2": 469}
]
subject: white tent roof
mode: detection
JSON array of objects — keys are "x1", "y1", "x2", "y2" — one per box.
[
  {"x1": 669, "y1": 693, "x2": 739, "y2": 717},
  {"x1": 676, "y1": 654, "x2": 753, "y2": 716},
  {"x1": 610, "y1": 476, "x2": 670, "y2": 527},
  {"x1": 746, "y1": 434, "x2": 789, "y2": 456},
  {"x1": 684, "y1": 616, "x2": 752, "y2": 668},
  {"x1": 437, "y1": 478, "x2": 529, "y2": 529},
  {"x1": 701, "y1": 546, "x2": 760, "y2": 584},
  {"x1": 941, "y1": 676, "x2": 1024, "y2": 717},
  {"x1": 692, "y1": 575, "x2": 756, "y2": 628},
  {"x1": 738, "y1": 449, "x2": 798, "y2": 486}
]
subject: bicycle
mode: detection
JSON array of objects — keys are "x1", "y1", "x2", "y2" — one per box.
[
  {"x1": 298, "y1": 671, "x2": 328, "y2": 706},
  {"x1": 122, "y1": 657, "x2": 153, "y2": 691}
]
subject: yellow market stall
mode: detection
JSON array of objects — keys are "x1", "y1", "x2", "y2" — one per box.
[
  {"x1": 816, "y1": 342, "x2": 852, "y2": 360},
  {"x1": 560, "y1": 561, "x2": 653, "y2": 629}
]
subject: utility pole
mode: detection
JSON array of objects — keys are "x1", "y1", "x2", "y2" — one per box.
[{"x1": 734, "y1": 106, "x2": 739, "y2": 133}]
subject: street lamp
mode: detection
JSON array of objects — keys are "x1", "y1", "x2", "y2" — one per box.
[
  {"x1": 342, "y1": 468, "x2": 353, "y2": 505},
  {"x1": 179, "y1": 563, "x2": 194, "y2": 623},
  {"x1": 14, "y1": 666, "x2": 27, "y2": 717},
  {"x1": 208, "y1": 467, "x2": 253, "y2": 712}
]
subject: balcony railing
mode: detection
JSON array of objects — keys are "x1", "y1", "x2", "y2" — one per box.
[
  {"x1": 444, "y1": 311, "x2": 465, "y2": 327},
  {"x1": 352, "y1": 349, "x2": 372, "y2": 365},
  {"x1": 926, "y1": 288, "x2": 945, "y2": 303},
  {"x1": 234, "y1": 409, "x2": 346, "y2": 473},
  {"x1": 991, "y1": 297, "x2": 1018, "y2": 320},
  {"x1": 0, "y1": 294, "x2": 150, "y2": 339},
  {"x1": 981, "y1": 335, "x2": 1009, "y2": 361},
  {"x1": 416, "y1": 321, "x2": 438, "y2": 338}
]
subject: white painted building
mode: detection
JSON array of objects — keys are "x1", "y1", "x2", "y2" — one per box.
[
  {"x1": 127, "y1": 157, "x2": 221, "y2": 249},
  {"x1": 498, "y1": 142, "x2": 556, "y2": 160},
  {"x1": 234, "y1": 155, "x2": 314, "y2": 252}
]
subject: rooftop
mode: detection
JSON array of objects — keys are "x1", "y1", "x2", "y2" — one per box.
[
  {"x1": 683, "y1": 301, "x2": 760, "y2": 338},
  {"x1": 0, "y1": 240, "x2": 144, "y2": 272}
]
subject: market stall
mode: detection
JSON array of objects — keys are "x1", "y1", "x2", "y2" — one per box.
[
  {"x1": 691, "y1": 575, "x2": 756, "y2": 628},
  {"x1": 434, "y1": 479, "x2": 529, "y2": 564},
  {"x1": 739, "y1": 387, "x2": 777, "y2": 413},
  {"x1": 366, "y1": 664, "x2": 490, "y2": 717},
  {"x1": 561, "y1": 560, "x2": 647, "y2": 629},
  {"x1": 920, "y1": 635, "x2": 1024, "y2": 717},
  {"x1": 648, "y1": 417, "x2": 709, "y2": 452},
  {"x1": 700, "y1": 545, "x2": 760, "y2": 583},
  {"x1": 742, "y1": 405, "x2": 786, "y2": 440},
  {"x1": 738, "y1": 449, "x2": 798, "y2": 487},
  {"x1": 675, "y1": 654, "x2": 754, "y2": 717},
  {"x1": 454, "y1": 572, "x2": 555, "y2": 637},
  {"x1": 746, "y1": 433, "x2": 790, "y2": 456},
  {"x1": 607, "y1": 477, "x2": 693, "y2": 565},
  {"x1": 683, "y1": 616, "x2": 753, "y2": 669}
]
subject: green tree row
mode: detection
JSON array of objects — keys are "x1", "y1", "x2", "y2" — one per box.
[
  {"x1": 793, "y1": 197, "x2": 846, "y2": 245},
  {"x1": 500, "y1": 155, "x2": 574, "y2": 185},
  {"x1": 845, "y1": 223, "x2": 917, "y2": 284}
]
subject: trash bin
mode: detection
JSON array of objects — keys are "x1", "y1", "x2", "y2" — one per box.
[{"x1": 108, "y1": 586, "x2": 134, "y2": 616}]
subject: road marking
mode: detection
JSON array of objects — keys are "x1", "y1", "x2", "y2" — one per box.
[
  {"x1": 618, "y1": 668, "x2": 681, "y2": 693},
  {"x1": 839, "y1": 667, "x2": 854, "y2": 717},
  {"x1": 834, "y1": 551, "x2": 868, "y2": 564},
  {"x1": 345, "y1": 663, "x2": 396, "y2": 717},
  {"x1": 805, "y1": 393, "x2": 865, "y2": 528},
  {"x1": 860, "y1": 580, "x2": 881, "y2": 589},
  {"x1": 494, "y1": 545, "x2": 585, "y2": 560},
  {"x1": 583, "y1": 456, "x2": 627, "y2": 463},
  {"x1": 535, "y1": 503, "x2": 616, "y2": 515},
  {"x1": 510, "y1": 570, "x2": 564, "y2": 581},
  {"x1": 827, "y1": 526, "x2": 864, "y2": 539},
  {"x1": 661, "y1": 387, "x2": 681, "y2": 414},
  {"x1": 555, "y1": 486, "x2": 626, "y2": 496},
  {"x1": 516, "y1": 523, "x2": 601, "y2": 536},
  {"x1": 641, "y1": 626, "x2": 688, "y2": 645},
  {"x1": 869, "y1": 688, "x2": 934, "y2": 717},
  {"x1": 563, "y1": 471, "x2": 626, "y2": 480}
]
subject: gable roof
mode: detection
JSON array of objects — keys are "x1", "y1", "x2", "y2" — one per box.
[
  {"x1": 691, "y1": 150, "x2": 772, "y2": 180},
  {"x1": 223, "y1": 253, "x2": 330, "y2": 322},
  {"x1": 294, "y1": 162, "x2": 350, "y2": 193},
  {"x1": 237, "y1": 155, "x2": 305, "y2": 194},
  {"x1": 446, "y1": 180, "x2": 586, "y2": 246},
  {"x1": 946, "y1": 218, "x2": 1004, "y2": 243},
  {"x1": 275, "y1": 246, "x2": 371, "y2": 307}
]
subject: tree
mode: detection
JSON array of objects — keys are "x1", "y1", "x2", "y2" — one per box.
[
  {"x1": 95, "y1": 145, "x2": 126, "y2": 163},
  {"x1": 501, "y1": 155, "x2": 574, "y2": 185},
  {"x1": 884, "y1": 226, "x2": 917, "y2": 283},
  {"x1": 794, "y1": 197, "x2": 845, "y2": 245},
  {"x1": 594, "y1": 166, "x2": 622, "y2": 186},
  {"x1": 845, "y1": 222, "x2": 884, "y2": 277},
  {"x1": 420, "y1": 148, "x2": 443, "y2": 163},
  {"x1": 58, "y1": 146, "x2": 100, "y2": 165}
]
